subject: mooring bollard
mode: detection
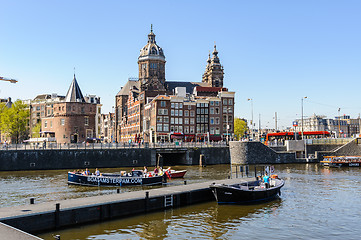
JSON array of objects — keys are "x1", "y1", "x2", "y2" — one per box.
[
  {"x1": 117, "y1": 189, "x2": 120, "y2": 194},
  {"x1": 184, "y1": 180, "x2": 187, "y2": 185},
  {"x1": 145, "y1": 191, "x2": 149, "y2": 199},
  {"x1": 30, "y1": 198, "x2": 34, "y2": 204}
]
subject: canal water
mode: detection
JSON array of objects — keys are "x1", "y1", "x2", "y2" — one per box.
[{"x1": 1, "y1": 164, "x2": 360, "y2": 239}]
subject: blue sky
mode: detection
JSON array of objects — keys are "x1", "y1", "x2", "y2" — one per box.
[{"x1": 1, "y1": 0, "x2": 360, "y2": 129}]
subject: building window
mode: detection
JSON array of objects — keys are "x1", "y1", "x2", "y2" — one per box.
[
  {"x1": 210, "y1": 127, "x2": 215, "y2": 134},
  {"x1": 44, "y1": 121, "x2": 48, "y2": 128},
  {"x1": 50, "y1": 121, "x2": 52, "y2": 128},
  {"x1": 86, "y1": 129, "x2": 93, "y2": 138},
  {"x1": 157, "y1": 116, "x2": 162, "y2": 123},
  {"x1": 171, "y1": 118, "x2": 174, "y2": 124},
  {"x1": 171, "y1": 103, "x2": 174, "y2": 108},
  {"x1": 185, "y1": 110, "x2": 189, "y2": 117},
  {"x1": 216, "y1": 127, "x2": 220, "y2": 134},
  {"x1": 215, "y1": 101, "x2": 220, "y2": 106},
  {"x1": 175, "y1": 110, "x2": 178, "y2": 116},
  {"x1": 223, "y1": 107, "x2": 227, "y2": 113},
  {"x1": 197, "y1": 109, "x2": 200, "y2": 114},
  {"x1": 164, "y1": 116, "x2": 169, "y2": 123},
  {"x1": 185, "y1": 118, "x2": 189, "y2": 124},
  {"x1": 161, "y1": 101, "x2": 166, "y2": 107},
  {"x1": 171, "y1": 110, "x2": 174, "y2": 116},
  {"x1": 175, "y1": 103, "x2": 179, "y2": 109},
  {"x1": 61, "y1": 119, "x2": 65, "y2": 126},
  {"x1": 210, "y1": 101, "x2": 214, "y2": 106},
  {"x1": 175, "y1": 118, "x2": 179, "y2": 124},
  {"x1": 205, "y1": 103, "x2": 208, "y2": 107},
  {"x1": 179, "y1": 110, "x2": 183, "y2": 116},
  {"x1": 223, "y1": 99, "x2": 227, "y2": 105},
  {"x1": 229, "y1": 99, "x2": 233, "y2": 105},
  {"x1": 179, "y1": 118, "x2": 183, "y2": 124},
  {"x1": 163, "y1": 124, "x2": 169, "y2": 132},
  {"x1": 185, "y1": 126, "x2": 189, "y2": 133},
  {"x1": 215, "y1": 117, "x2": 220, "y2": 124},
  {"x1": 210, "y1": 108, "x2": 214, "y2": 114},
  {"x1": 175, "y1": 126, "x2": 179, "y2": 132},
  {"x1": 179, "y1": 126, "x2": 183, "y2": 132},
  {"x1": 170, "y1": 125, "x2": 174, "y2": 132},
  {"x1": 190, "y1": 111, "x2": 195, "y2": 117},
  {"x1": 188, "y1": 105, "x2": 192, "y2": 110},
  {"x1": 157, "y1": 124, "x2": 162, "y2": 132},
  {"x1": 190, "y1": 118, "x2": 195, "y2": 124},
  {"x1": 190, "y1": 126, "x2": 195, "y2": 133},
  {"x1": 179, "y1": 103, "x2": 182, "y2": 108},
  {"x1": 85, "y1": 117, "x2": 89, "y2": 126}
]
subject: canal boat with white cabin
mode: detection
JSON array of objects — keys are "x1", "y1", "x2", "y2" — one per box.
[{"x1": 321, "y1": 156, "x2": 361, "y2": 168}]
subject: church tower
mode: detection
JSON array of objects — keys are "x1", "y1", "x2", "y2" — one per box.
[
  {"x1": 202, "y1": 44, "x2": 224, "y2": 88},
  {"x1": 138, "y1": 25, "x2": 166, "y2": 92}
]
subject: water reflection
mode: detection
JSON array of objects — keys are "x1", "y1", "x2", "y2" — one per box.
[{"x1": 39, "y1": 200, "x2": 282, "y2": 240}]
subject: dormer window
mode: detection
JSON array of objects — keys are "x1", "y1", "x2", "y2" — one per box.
[{"x1": 151, "y1": 47, "x2": 157, "y2": 54}]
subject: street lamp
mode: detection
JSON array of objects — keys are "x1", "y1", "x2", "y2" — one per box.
[
  {"x1": 338, "y1": 108, "x2": 341, "y2": 138},
  {"x1": 301, "y1": 96, "x2": 307, "y2": 140},
  {"x1": 247, "y1": 98, "x2": 253, "y2": 140}
]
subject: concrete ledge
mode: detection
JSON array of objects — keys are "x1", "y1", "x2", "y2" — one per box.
[{"x1": 0, "y1": 222, "x2": 41, "y2": 240}]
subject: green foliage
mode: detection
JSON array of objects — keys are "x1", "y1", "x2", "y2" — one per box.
[
  {"x1": 32, "y1": 122, "x2": 41, "y2": 138},
  {"x1": 234, "y1": 118, "x2": 248, "y2": 140},
  {"x1": 0, "y1": 100, "x2": 30, "y2": 143}
]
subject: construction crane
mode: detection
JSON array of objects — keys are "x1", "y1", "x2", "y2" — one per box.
[{"x1": 0, "y1": 76, "x2": 18, "y2": 83}]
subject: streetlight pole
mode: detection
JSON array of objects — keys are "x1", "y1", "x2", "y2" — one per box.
[
  {"x1": 338, "y1": 108, "x2": 341, "y2": 138},
  {"x1": 301, "y1": 96, "x2": 307, "y2": 140},
  {"x1": 247, "y1": 99, "x2": 253, "y2": 140}
]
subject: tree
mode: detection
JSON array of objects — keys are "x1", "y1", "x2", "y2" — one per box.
[
  {"x1": 0, "y1": 100, "x2": 30, "y2": 143},
  {"x1": 32, "y1": 122, "x2": 41, "y2": 138},
  {"x1": 234, "y1": 118, "x2": 248, "y2": 140}
]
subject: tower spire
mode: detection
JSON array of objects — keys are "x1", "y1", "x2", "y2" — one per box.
[{"x1": 151, "y1": 24, "x2": 153, "y2": 33}]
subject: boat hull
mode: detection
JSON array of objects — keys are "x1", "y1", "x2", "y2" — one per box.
[
  {"x1": 170, "y1": 170, "x2": 187, "y2": 178},
  {"x1": 210, "y1": 179, "x2": 284, "y2": 204},
  {"x1": 67, "y1": 172, "x2": 163, "y2": 187}
]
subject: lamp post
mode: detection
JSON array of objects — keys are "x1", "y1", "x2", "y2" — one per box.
[
  {"x1": 301, "y1": 96, "x2": 307, "y2": 140},
  {"x1": 247, "y1": 98, "x2": 253, "y2": 140},
  {"x1": 338, "y1": 108, "x2": 341, "y2": 138}
]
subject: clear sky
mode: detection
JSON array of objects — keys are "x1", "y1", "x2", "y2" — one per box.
[{"x1": 1, "y1": 0, "x2": 360, "y2": 129}]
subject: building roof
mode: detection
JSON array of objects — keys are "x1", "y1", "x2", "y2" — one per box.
[
  {"x1": 195, "y1": 86, "x2": 228, "y2": 92},
  {"x1": 167, "y1": 81, "x2": 208, "y2": 94},
  {"x1": 65, "y1": 74, "x2": 85, "y2": 102},
  {"x1": 116, "y1": 80, "x2": 140, "y2": 96},
  {"x1": 138, "y1": 26, "x2": 165, "y2": 61}
]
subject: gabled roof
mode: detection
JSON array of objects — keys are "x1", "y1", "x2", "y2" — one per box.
[
  {"x1": 116, "y1": 80, "x2": 140, "y2": 96},
  {"x1": 65, "y1": 74, "x2": 85, "y2": 102}
]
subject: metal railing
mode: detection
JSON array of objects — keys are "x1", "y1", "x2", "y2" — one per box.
[{"x1": 0, "y1": 141, "x2": 227, "y2": 151}]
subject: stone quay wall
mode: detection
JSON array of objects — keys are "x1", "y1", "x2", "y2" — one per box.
[{"x1": 0, "y1": 147, "x2": 230, "y2": 171}]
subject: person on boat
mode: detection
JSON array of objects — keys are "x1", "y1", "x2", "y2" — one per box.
[
  {"x1": 263, "y1": 173, "x2": 270, "y2": 188},
  {"x1": 154, "y1": 167, "x2": 159, "y2": 176},
  {"x1": 143, "y1": 166, "x2": 148, "y2": 174},
  {"x1": 83, "y1": 168, "x2": 90, "y2": 176},
  {"x1": 159, "y1": 167, "x2": 164, "y2": 176},
  {"x1": 148, "y1": 172, "x2": 152, "y2": 177},
  {"x1": 95, "y1": 168, "x2": 100, "y2": 176}
]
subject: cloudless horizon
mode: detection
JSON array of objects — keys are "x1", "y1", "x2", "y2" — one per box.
[{"x1": 1, "y1": 0, "x2": 360, "y2": 129}]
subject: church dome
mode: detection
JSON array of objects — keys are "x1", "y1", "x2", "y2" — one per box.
[{"x1": 138, "y1": 26, "x2": 165, "y2": 61}]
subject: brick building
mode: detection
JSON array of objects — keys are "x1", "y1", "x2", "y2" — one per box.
[
  {"x1": 41, "y1": 75, "x2": 98, "y2": 143},
  {"x1": 115, "y1": 27, "x2": 235, "y2": 143}
]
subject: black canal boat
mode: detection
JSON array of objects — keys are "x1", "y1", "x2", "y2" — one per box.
[
  {"x1": 68, "y1": 170, "x2": 164, "y2": 187},
  {"x1": 210, "y1": 178, "x2": 284, "y2": 204}
]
